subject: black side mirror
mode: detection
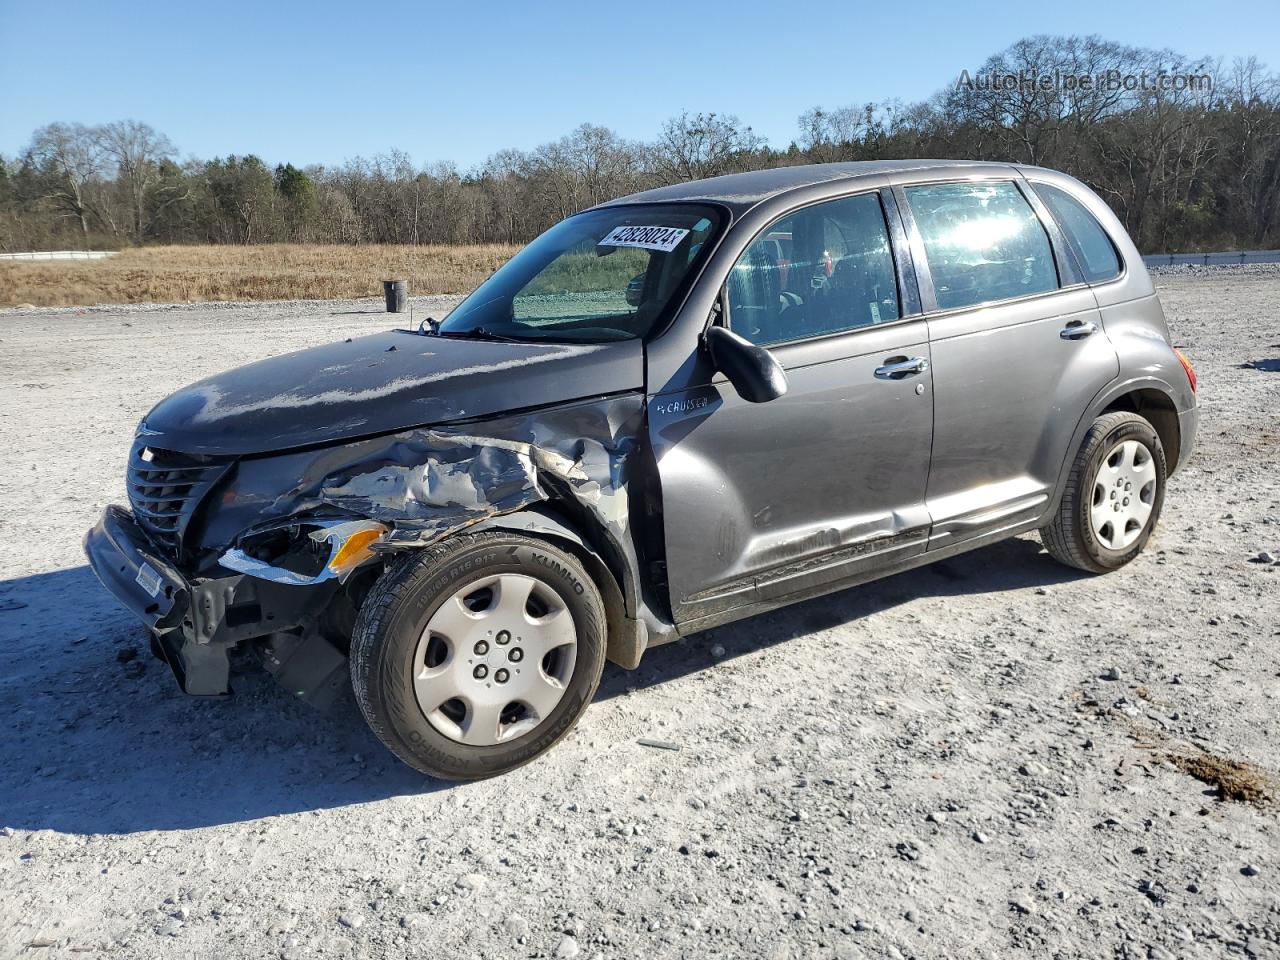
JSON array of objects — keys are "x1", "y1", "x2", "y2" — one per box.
[{"x1": 705, "y1": 325, "x2": 788, "y2": 403}]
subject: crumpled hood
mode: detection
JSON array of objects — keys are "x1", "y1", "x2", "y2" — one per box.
[{"x1": 140, "y1": 330, "x2": 645, "y2": 455}]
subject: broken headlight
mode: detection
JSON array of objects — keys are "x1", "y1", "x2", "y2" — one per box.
[{"x1": 219, "y1": 518, "x2": 389, "y2": 586}]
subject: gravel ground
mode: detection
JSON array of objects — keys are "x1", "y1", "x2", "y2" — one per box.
[{"x1": 1, "y1": 270, "x2": 1278, "y2": 960}]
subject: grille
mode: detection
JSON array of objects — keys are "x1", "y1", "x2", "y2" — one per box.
[{"x1": 126, "y1": 443, "x2": 229, "y2": 555}]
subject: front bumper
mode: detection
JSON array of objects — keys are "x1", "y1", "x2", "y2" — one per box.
[
  {"x1": 84, "y1": 505, "x2": 233, "y2": 695},
  {"x1": 86, "y1": 505, "x2": 350, "y2": 700}
]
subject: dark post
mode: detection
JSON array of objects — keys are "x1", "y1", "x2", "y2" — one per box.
[{"x1": 383, "y1": 279, "x2": 407, "y2": 313}]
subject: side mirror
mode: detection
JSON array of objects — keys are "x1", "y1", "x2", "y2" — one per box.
[{"x1": 705, "y1": 325, "x2": 788, "y2": 403}]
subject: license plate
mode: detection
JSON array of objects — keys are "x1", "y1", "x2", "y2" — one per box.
[{"x1": 135, "y1": 562, "x2": 162, "y2": 598}]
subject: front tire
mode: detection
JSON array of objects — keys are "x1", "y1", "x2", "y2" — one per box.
[
  {"x1": 350, "y1": 532, "x2": 607, "y2": 780},
  {"x1": 1040, "y1": 411, "x2": 1167, "y2": 573}
]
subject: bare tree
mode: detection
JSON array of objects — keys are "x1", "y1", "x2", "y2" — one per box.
[
  {"x1": 527, "y1": 124, "x2": 645, "y2": 222},
  {"x1": 99, "y1": 120, "x2": 183, "y2": 243},
  {"x1": 479, "y1": 149, "x2": 533, "y2": 243},
  {"x1": 652, "y1": 112, "x2": 766, "y2": 183},
  {"x1": 1215, "y1": 57, "x2": 1280, "y2": 244},
  {"x1": 797, "y1": 103, "x2": 891, "y2": 162},
  {"x1": 26, "y1": 123, "x2": 109, "y2": 242},
  {"x1": 1085, "y1": 48, "x2": 1219, "y2": 248}
]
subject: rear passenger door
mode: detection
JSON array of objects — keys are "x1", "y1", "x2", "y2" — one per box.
[{"x1": 898, "y1": 178, "x2": 1119, "y2": 548}]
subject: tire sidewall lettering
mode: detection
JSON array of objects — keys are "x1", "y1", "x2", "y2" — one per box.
[{"x1": 531, "y1": 552, "x2": 586, "y2": 596}]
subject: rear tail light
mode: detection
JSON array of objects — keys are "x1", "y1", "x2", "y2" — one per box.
[{"x1": 1174, "y1": 348, "x2": 1197, "y2": 393}]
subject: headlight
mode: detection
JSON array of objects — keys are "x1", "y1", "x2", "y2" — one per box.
[{"x1": 219, "y1": 518, "x2": 389, "y2": 585}]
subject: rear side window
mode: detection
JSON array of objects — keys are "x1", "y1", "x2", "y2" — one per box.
[
  {"x1": 905, "y1": 181, "x2": 1059, "y2": 310},
  {"x1": 1033, "y1": 182, "x2": 1122, "y2": 283},
  {"x1": 728, "y1": 192, "x2": 899, "y2": 346}
]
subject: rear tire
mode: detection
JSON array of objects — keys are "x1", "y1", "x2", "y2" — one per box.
[
  {"x1": 1040, "y1": 411, "x2": 1167, "y2": 573},
  {"x1": 350, "y1": 532, "x2": 606, "y2": 780}
]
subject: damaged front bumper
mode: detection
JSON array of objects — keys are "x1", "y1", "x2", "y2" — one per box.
[
  {"x1": 84, "y1": 505, "x2": 342, "y2": 698},
  {"x1": 85, "y1": 505, "x2": 233, "y2": 695}
]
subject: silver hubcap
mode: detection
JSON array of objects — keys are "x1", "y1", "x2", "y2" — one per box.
[
  {"x1": 1090, "y1": 439, "x2": 1157, "y2": 550},
  {"x1": 412, "y1": 573, "x2": 577, "y2": 746}
]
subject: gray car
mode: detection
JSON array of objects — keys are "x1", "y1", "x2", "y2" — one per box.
[{"x1": 85, "y1": 160, "x2": 1199, "y2": 779}]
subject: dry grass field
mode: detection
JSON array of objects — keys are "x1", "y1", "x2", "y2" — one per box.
[{"x1": 0, "y1": 244, "x2": 521, "y2": 307}]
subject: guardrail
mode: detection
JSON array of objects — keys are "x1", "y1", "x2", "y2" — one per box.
[
  {"x1": 1142, "y1": 249, "x2": 1280, "y2": 267},
  {"x1": 0, "y1": 250, "x2": 118, "y2": 262}
]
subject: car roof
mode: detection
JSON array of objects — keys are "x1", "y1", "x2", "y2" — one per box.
[{"x1": 599, "y1": 160, "x2": 1018, "y2": 215}]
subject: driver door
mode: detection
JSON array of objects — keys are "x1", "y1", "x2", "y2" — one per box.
[{"x1": 649, "y1": 191, "x2": 935, "y2": 630}]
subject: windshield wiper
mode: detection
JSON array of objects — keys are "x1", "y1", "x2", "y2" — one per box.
[{"x1": 438, "y1": 326, "x2": 527, "y2": 343}]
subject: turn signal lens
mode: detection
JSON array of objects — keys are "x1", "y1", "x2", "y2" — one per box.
[
  {"x1": 1174, "y1": 348, "x2": 1197, "y2": 393},
  {"x1": 328, "y1": 526, "x2": 388, "y2": 575}
]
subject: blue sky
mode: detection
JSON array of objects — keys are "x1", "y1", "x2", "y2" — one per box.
[{"x1": 2, "y1": 0, "x2": 1277, "y2": 170}]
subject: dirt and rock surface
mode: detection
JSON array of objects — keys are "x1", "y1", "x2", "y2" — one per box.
[{"x1": 1, "y1": 268, "x2": 1278, "y2": 960}]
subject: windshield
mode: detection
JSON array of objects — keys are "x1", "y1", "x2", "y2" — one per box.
[{"x1": 440, "y1": 203, "x2": 723, "y2": 343}]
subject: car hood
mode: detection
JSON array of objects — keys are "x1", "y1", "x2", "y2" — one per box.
[{"x1": 140, "y1": 330, "x2": 645, "y2": 455}]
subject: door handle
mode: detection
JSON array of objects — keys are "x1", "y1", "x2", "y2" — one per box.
[
  {"x1": 1060, "y1": 320, "x2": 1098, "y2": 340},
  {"x1": 874, "y1": 356, "x2": 929, "y2": 380}
]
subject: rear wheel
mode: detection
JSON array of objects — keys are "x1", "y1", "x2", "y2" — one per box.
[
  {"x1": 350, "y1": 532, "x2": 606, "y2": 779},
  {"x1": 1040, "y1": 411, "x2": 1167, "y2": 573}
]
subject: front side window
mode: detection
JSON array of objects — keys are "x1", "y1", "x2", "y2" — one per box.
[
  {"x1": 727, "y1": 192, "x2": 900, "y2": 346},
  {"x1": 1033, "y1": 182, "x2": 1122, "y2": 283},
  {"x1": 905, "y1": 181, "x2": 1059, "y2": 310},
  {"x1": 441, "y1": 204, "x2": 722, "y2": 343}
]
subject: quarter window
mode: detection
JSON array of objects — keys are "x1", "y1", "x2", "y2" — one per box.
[
  {"x1": 727, "y1": 193, "x2": 899, "y2": 346},
  {"x1": 1033, "y1": 182, "x2": 1122, "y2": 283},
  {"x1": 905, "y1": 181, "x2": 1059, "y2": 310}
]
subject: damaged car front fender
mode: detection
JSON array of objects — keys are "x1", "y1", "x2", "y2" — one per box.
[{"x1": 190, "y1": 394, "x2": 658, "y2": 664}]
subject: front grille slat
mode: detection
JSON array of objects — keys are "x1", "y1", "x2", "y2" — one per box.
[
  {"x1": 131, "y1": 503, "x2": 185, "y2": 521},
  {"x1": 133, "y1": 471, "x2": 206, "y2": 483},
  {"x1": 129, "y1": 486, "x2": 196, "y2": 502},
  {"x1": 126, "y1": 443, "x2": 229, "y2": 556}
]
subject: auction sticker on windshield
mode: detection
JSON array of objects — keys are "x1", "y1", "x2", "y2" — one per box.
[{"x1": 599, "y1": 225, "x2": 690, "y2": 252}]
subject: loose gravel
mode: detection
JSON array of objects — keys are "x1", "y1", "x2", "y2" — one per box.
[{"x1": 0, "y1": 269, "x2": 1277, "y2": 959}]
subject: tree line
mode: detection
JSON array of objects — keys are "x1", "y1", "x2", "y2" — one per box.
[{"x1": 2, "y1": 35, "x2": 1278, "y2": 255}]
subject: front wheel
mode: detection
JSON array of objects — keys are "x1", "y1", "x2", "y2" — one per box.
[
  {"x1": 1040, "y1": 411, "x2": 1167, "y2": 573},
  {"x1": 350, "y1": 532, "x2": 607, "y2": 779}
]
